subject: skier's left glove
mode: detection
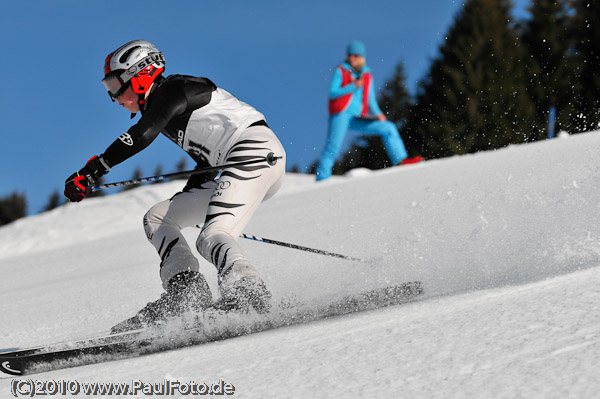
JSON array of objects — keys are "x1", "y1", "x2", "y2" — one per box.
[{"x1": 64, "y1": 155, "x2": 110, "y2": 202}]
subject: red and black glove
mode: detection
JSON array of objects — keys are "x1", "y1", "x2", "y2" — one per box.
[{"x1": 64, "y1": 156, "x2": 109, "y2": 202}]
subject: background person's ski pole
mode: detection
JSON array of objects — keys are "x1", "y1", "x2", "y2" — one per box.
[
  {"x1": 239, "y1": 233, "x2": 364, "y2": 262},
  {"x1": 92, "y1": 153, "x2": 281, "y2": 192}
]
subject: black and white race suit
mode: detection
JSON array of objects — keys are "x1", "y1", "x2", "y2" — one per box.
[{"x1": 100, "y1": 74, "x2": 286, "y2": 292}]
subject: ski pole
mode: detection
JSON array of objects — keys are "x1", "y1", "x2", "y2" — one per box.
[
  {"x1": 239, "y1": 233, "x2": 364, "y2": 262},
  {"x1": 92, "y1": 153, "x2": 281, "y2": 192}
]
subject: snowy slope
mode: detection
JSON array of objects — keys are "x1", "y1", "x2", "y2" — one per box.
[{"x1": 1, "y1": 132, "x2": 599, "y2": 398}]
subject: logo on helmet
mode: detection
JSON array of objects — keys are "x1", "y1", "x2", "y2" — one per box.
[{"x1": 125, "y1": 53, "x2": 165, "y2": 77}]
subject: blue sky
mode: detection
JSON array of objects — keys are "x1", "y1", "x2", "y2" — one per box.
[{"x1": 0, "y1": 0, "x2": 530, "y2": 214}]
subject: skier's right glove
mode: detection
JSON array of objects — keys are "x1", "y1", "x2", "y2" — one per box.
[{"x1": 64, "y1": 155, "x2": 109, "y2": 202}]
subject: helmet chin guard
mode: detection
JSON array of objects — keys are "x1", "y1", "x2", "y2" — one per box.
[{"x1": 130, "y1": 62, "x2": 164, "y2": 94}]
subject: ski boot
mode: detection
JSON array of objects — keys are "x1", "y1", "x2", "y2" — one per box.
[
  {"x1": 211, "y1": 275, "x2": 272, "y2": 314},
  {"x1": 111, "y1": 271, "x2": 212, "y2": 333}
]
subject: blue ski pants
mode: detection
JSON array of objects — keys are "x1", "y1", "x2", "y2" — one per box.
[{"x1": 315, "y1": 113, "x2": 408, "y2": 181}]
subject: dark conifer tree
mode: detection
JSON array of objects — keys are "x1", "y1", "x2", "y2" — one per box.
[
  {"x1": 175, "y1": 157, "x2": 189, "y2": 180},
  {"x1": 0, "y1": 192, "x2": 27, "y2": 226},
  {"x1": 570, "y1": 0, "x2": 600, "y2": 132},
  {"x1": 405, "y1": 0, "x2": 537, "y2": 158},
  {"x1": 176, "y1": 158, "x2": 187, "y2": 172},
  {"x1": 380, "y1": 62, "x2": 411, "y2": 134},
  {"x1": 44, "y1": 190, "x2": 63, "y2": 212},
  {"x1": 521, "y1": 0, "x2": 578, "y2": 136},
  {"x1": 379, "y1": 61, "x2": 418, "y2": 157}
]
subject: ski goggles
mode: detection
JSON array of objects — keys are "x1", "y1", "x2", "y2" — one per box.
[{"x1": 102, "y1": 72, "x2": 131, "y2": 101}]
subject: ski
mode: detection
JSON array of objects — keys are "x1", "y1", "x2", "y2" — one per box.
[
  {"x1": 0, "y1": 281, "x2": 423, "y2": 376},
  {"x1": 0, "y1": 328, "x2": 146, "y2": 359}
]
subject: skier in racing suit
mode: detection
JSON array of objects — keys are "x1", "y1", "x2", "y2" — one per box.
[{"x1": 64, "y1": 40, "x2": 286, "y2": 332}]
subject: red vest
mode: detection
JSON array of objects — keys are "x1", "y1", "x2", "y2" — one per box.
[{"x1": 328, "y1": 66, "x2": 372, "y2": 116}]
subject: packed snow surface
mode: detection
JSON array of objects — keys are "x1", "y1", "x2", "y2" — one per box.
[{"x1": 1, "y1": 132, "x2": 599, "y2": 398}]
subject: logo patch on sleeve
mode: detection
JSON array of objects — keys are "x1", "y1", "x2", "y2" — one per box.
[{"x1": 118, "y1": 132, "x2": 134, "y2": 146}]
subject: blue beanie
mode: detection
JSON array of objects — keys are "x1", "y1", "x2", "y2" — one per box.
[{"x1": 346, "y1": 41, "x2": 366, "y2": 58}]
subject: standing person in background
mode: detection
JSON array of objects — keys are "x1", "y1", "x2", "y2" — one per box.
[{"x1": 315, "y1": 41, "x2": 421, "y2": 181}]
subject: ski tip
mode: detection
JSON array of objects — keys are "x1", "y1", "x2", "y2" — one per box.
[{"x1": 1, "y1": 358, "x2": 24, "y2": 376}]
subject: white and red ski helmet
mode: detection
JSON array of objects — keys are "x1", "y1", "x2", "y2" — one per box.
[{"x1": 102, "y1": 40, "x2": 165, "y2": 100}]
